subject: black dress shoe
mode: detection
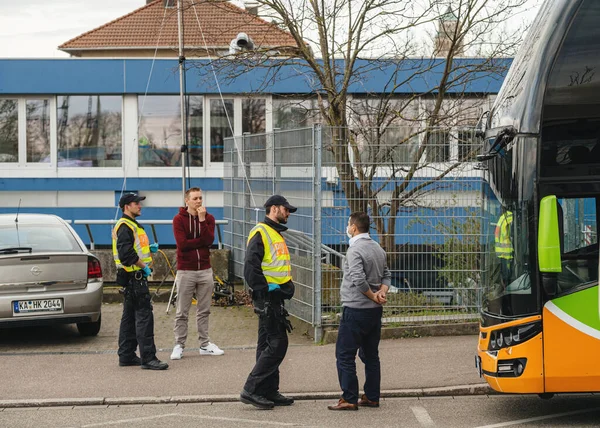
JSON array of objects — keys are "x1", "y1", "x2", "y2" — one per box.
[
  {"x1": 141, "y1": 359, "x2": 169, "y2": 370},
  {"x1": 119, "y1": 356, "x2": 142, "y2": 367},
  {"x1": 240, "y1": 389, "x2": 274, "y2": 409},
  {"x1": 266, "y1": 392, "x2": 294, "y2": 406}
]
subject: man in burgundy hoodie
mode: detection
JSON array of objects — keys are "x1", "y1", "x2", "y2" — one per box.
[{"x1": 170, "y1": 187, "x2": 224, "y2": 359}]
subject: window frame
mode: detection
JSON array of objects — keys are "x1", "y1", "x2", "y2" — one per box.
[{"x1": 0, "y1": 96, "x2": 56, "y2": 171}]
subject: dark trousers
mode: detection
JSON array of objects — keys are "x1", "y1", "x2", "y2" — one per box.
[
  {"x1": 500, "y1": 258, "x2": 513, "y2": 287},
  {"x1": 243, "y1": 301, "x2": 289, "y2": 397},
  {"x1": 335, "y1": 306, "x2": 383, "y2": 404},
  {"x1": 117, "y1": 274, "x2": 157, "y2": 364}
]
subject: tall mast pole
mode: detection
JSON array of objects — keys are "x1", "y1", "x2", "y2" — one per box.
[{"x1": 177, "y1": 0, "x2": 188, "y2": 202}]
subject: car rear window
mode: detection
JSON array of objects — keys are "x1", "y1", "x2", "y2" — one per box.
[{"x1": 0, "y1": 223, "x2": 82, "y2": 253}]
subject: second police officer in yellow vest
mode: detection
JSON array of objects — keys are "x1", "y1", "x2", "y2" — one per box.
[
  {"x1": 113, "y1": 193, "x2": 168, "y2": 370},
  {"x1": 495, "y1": 209, "x2": 513, "y2": 287},
  {"x1": 240, "y1": 195, "x2": 296, "y2": 410}
]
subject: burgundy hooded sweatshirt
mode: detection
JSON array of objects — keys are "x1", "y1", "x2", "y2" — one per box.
[{"x1": 172, "y1": 207, "x2": 215, "y2": 271}]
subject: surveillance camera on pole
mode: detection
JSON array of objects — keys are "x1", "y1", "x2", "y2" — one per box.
[{"x1": 229, "y1": 32, "x2": 255, "y2": 54}]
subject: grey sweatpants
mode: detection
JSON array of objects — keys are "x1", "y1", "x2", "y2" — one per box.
[{"x1": 174, "y1": 268, "x2": 213, "y2": 348}]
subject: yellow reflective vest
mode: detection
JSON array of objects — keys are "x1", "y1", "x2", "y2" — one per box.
[
  {"x1": 112, "y1": 217, "x2": 152, "y2": 272},
  {"x1": 495, "y1": 211, "x2": 513, "y2": 260},
  {"x1": 247, "y1": 222, "x2": 292, "y2": 284}
]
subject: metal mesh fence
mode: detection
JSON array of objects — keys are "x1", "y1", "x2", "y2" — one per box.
[
  {"x1": 223, "y1": 128, "x2": 321, "y2": 326},
  {"x1": 224, "y1": 126, "x2": 484, "y2": 334}
]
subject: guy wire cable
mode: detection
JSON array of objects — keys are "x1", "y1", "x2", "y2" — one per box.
[
  {"x1": 114, "y1": 3, "x2": 170, "y2": 222},
  {"x1": 188, "y1": 0, "x2": 258, "y2": 208}
]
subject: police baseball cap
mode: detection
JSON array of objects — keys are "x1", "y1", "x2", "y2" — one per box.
[
  {"x1": 119, "y1": 193, "x2": 146, "y2": 209},
  {"x1": 264, "y1": 195, "x2": 297, "y2": 213}
]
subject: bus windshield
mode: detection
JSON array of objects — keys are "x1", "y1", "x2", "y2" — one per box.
[{"x1": 481, "y1": 136, "x2": 539, "y2": 320}]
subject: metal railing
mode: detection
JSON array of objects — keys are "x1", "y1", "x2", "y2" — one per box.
[{"x1": 73, "y1": 219, "x2": 229, "y2": 250}]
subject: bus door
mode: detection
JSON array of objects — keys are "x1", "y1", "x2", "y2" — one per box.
[{"x1": 542, "y1": 196, "x2": 600, "y2": 392}]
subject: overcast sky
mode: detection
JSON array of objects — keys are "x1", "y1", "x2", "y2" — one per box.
[
  {"x1": 0, "y1": 0, "x2": 143, "y2": 58},
  {"x1": 0, "y1": 0, "x2": 543, "y2": 58}
]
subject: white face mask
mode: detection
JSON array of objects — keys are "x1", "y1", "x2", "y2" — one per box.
[{"x1": 346, "y1": 226, "x2": 353, "y2": 240}]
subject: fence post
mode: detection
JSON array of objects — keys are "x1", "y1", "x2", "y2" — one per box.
[
  {"x1": 313, "y1": 125, "x2": 323, "y2": 343},
  {"x1": 242, "y1": 134, "x2": 250, "y2": 254},
  {"x1": 269, "y1": 131, "x2": 276, "y2": 195}
]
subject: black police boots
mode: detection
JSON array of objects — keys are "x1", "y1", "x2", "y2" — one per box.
[
  {"x1": 118, "y1": 355, "x2": 142, "y2": 367},
  {"x1": 240, "y1": 389, "x2": 275, "y2": 409},
  {"x1": 266, "y1": 392, "x2": 294, "y2": 406},
  {"x1": 141, "y1": 359, "x2": 169, "y2": 370}
]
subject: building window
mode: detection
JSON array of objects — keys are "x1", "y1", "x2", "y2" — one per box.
[
  {"x1": 384, "y1": 127, "x2": 420, "y2": 165},
  {"x1": 242, "y1": 98, "x2": 266, "y2": 162},
  {"x1": 210, "y1": 99, "x2": 234, "y2": 163},
  {"x1": 0, "y1": 99, "x2": 18, "y2": 163},
  {"x1": 350, "y1": 127, "x2": 420, "y2": 167},
  {"x1": 188, "y1": 96, "x2": 203, "y2": 166},
  {"x1": 26, "y1": 99, "x2": 50, "y2": 163},
  {"x1": 57, "y1": 96, "x2": 122, "y2": 167},
  {"x1": 138, "y1": 95, "x2": 203, "y2": 167},
  {"x1": 457, "y1": 129, "x2": 479, "y2": 161},
  {"x1": 273, "y1": 98, "x2": 321, "y2": 129},
  {"x1": 426, "y1": 129, "x2": 450, "y2": 162}
]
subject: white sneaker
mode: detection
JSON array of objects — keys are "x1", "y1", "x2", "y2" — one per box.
[
  {"x1": 170, "y1": 344, "x2": 184, "y2": 360},
  {"x1": 199, "y1": 342, "x2": 224, "y2": 356}
]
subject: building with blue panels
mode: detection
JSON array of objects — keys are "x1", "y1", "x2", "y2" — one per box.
[{"x1": 0, "y1": 58, "x2": 509, "y2": 246}]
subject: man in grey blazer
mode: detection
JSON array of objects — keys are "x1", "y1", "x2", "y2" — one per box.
[{"x1": 328, "y1": 211, "x2": 391, "y2": 411}]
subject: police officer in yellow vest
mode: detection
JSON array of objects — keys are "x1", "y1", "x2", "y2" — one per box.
[
  {"x1": 240, "y1": 195, "x2": 296, "y2": 410},
  {"x1": 113, "y1": 193, "x2": 168, "y2": 370},
  {"x1": 495, "y1": 210, "x2": 514, "y2": 286}
]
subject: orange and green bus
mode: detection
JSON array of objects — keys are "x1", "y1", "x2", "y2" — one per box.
[{"x1": 476, "y1": 0, "x2": 600, "y2": 398}]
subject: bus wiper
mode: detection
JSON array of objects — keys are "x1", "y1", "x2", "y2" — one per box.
[
  {"x1": 476, "y1": 127, "x2": 517, "y2": 161},
  {"x1": 0, "y1": 247, "x2": 33, "y2": 255}
]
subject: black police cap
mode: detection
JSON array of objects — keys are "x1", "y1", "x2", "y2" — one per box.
[
  {"x1": 264, "y1": 195, "x2": 297, "y2": 213},
  {"x1": 119, "y1": 193, "x2": 146, "y2": 209}
]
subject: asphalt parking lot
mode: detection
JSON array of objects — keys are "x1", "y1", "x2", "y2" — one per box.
[{"x1": 0, "y1": 302, "x2": 314, "y2": 354}]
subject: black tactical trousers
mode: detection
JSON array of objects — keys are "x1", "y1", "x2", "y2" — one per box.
[
  {"x1": 117, "y1": 272, "x2": 157, "y2": 364},
  {"x1": 243, "y1": 298, "x2": 289, "y2": 397}
]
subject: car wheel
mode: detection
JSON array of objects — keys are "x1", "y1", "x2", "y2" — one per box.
[{"x1": 77, "y1": 314, "x2": 101, "y2": 337}]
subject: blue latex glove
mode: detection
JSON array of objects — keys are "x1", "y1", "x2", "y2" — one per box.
[
  {"x1": 141, "y1": 265, "x2": 153, "y2": 278},
  {"x1": 149, "y1": 243, "x2": 159, "y2": 253},
  {"x1": 267, "y1": 283, "x2": 281, "y2": 292}
]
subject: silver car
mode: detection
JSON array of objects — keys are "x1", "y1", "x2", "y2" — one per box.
[{"x1": 0, "y1": 213, "x2": 103, "y2": 336}]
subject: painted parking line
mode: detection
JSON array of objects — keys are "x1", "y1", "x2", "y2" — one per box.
[
  {"x1": 80, "y1": 414, "x2": 178, "y2": 427},
  {"x1": 411, "y1": 406, "x2": 435, "y2": 427},
  {"x1": 474, "y1": 406, "x2": 600, "y2": 428},
  {"x1": 80, "y1": 412, "x2": 305, "y2": 427}
]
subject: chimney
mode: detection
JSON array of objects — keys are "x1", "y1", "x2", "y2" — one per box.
[
  {"x1": 146, "y1": 0, "x2": 154, "y2": 4},
  {"x1": 245, "y1": 1, "x2": 259, "y2": 16}
]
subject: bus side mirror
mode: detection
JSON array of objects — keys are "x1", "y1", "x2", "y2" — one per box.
[
  {"x1": 538, "y1": 195, "x2": 562, "y2": 297},
  {"x1": 475, "y1": 111, "x2": 489, "y2": 139}
]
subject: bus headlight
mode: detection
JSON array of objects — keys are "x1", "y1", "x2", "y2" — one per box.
[
  {"x1": 488, "y1": 321, "x2": 541, "y2": 351},
  {"x1": 497, "y1": 358, "x2": 527, "y2": 377}
]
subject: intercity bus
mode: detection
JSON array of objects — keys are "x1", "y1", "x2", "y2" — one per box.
[{"x1": 476, "y1": 0, "x2": 600, "y2": 397}]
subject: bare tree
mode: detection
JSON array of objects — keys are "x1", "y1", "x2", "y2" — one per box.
[{"x1": 193, "y1": 0, "x2": 535, "y2": 252}]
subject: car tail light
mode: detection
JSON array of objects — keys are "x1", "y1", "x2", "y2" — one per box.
[{"x1": 88, "y1": 257, "x2": 102, "y2": 281}]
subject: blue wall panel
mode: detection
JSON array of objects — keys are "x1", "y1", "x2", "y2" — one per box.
[
  {"x1": 0, "y1": 207, "x2": 225, "y2": 247},
  {"x1": 0, "y1": 58, "x2": 510, "y2": 95},
  {"x1": 0, "y1": 60, "x2": 126, "y2": 94},
  {"x1": 0, "y1": 177, "x2": 224, "y2": 191}
]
